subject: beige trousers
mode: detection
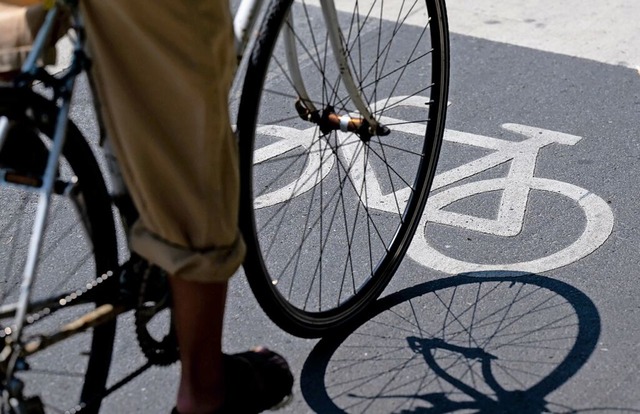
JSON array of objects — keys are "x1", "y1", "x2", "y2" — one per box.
[
  {"x1": 81, "y1": 0, "x2": 245, "y2": 283},
  {"x1": 1, "y1": 1, "x2": 246, "y2": 283}
]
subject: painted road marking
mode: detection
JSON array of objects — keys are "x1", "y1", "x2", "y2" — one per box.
[
  {"x1": 408, "y1": 124, "x2": 614, "y2": 274},
  {"x1": 253, "y1": 100, "x2": 614, "y2": 274},
  {"x1": 409, "y1": 176, "x2": 614, "y2": 275}
]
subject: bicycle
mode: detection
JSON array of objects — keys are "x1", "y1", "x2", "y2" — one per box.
[{"x1": 0, "y1": 0, "x2": 449, "y2": 411}]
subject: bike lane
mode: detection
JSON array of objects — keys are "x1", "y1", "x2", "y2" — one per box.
[{"x1": 257, "y1": 29, "x2": 640, "y2": 414}]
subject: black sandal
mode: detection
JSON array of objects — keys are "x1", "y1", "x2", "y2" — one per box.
[{"x1": 172, "y1": 347, "x2": 293, "y2": 414}]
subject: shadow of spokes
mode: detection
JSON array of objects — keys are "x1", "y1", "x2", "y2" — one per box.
[{"x1": 301, "y1": 272, "x2": 631, "y2": 413}]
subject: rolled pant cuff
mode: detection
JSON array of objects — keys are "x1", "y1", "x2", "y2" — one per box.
[{"x1": 130, "y1": 221, "x2": 246, "y2": 283}]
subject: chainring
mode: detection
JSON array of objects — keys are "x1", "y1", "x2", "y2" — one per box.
[{"x1": 126, "y1": 256, "x2": 179, "y2": 366}]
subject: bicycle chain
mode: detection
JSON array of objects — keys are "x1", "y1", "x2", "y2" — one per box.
[
  {"x1": 0, "y1": 271, "x2": 116, "y2": 340},
  {"x1": 0, "y1": 257, "x2": 179, "y2": 366}
]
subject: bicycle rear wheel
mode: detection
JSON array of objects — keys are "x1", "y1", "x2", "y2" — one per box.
[
  {"x1": 0, "y1": 88, "x2": 118, "y2": 413},
  {"x1": 238, "y1": 0, "x2": 449, "y2": 337}
]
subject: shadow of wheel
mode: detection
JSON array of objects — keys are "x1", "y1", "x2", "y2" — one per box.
[{"x1": 301, "y1": 272, "x2": 603, "y2": 414}]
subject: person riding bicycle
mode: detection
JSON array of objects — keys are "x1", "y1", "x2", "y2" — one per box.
[{"x1": 1, "y1": 1, "x2": 294, "y2": 413}]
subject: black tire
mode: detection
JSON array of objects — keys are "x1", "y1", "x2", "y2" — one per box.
[
  {"x1": 238, "y1": 0, "x2": 450, "y2": 337},
  {"x1": 0, "y1": 88, "x2": 118, "y2": 413}
]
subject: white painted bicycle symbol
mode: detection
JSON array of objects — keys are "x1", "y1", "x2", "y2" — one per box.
[
  {"x1": 252, "y1": 98, "x2": 614, "y2": 275},
  {"x1": 408, "y1": 123, "x2": 614, "y2": 274}
]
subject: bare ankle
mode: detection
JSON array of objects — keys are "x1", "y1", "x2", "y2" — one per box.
[{"x1": 175, "y1": 389, "x2": 224, "y2": 414}]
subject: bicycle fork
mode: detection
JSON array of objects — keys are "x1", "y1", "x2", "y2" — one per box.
[{"x1": 284, "y1": 1, "x2": 390, "y2": 141}]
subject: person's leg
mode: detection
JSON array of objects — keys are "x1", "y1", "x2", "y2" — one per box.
[
  {"x1": 170, "y1": 277, "x2": 294, "y2": 414},
  {"x1": 170, "y1": 279, "x2": 227, "y2": 414},
  {"x1": 81, "y1": 2, "x2": 242, "y2": 412}
]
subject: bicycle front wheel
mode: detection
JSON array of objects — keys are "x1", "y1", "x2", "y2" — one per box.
[
  {"x1": 0, "y1": 88, "x2": 118, "y2": 413},
  {"x1": 238, "y1": 0, "x2": 449, "y2": 337}
]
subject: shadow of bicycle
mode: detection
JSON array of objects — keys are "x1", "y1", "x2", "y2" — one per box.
[{"x1": 301, "y1": 272, "x2": 637, "y2": 414}]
